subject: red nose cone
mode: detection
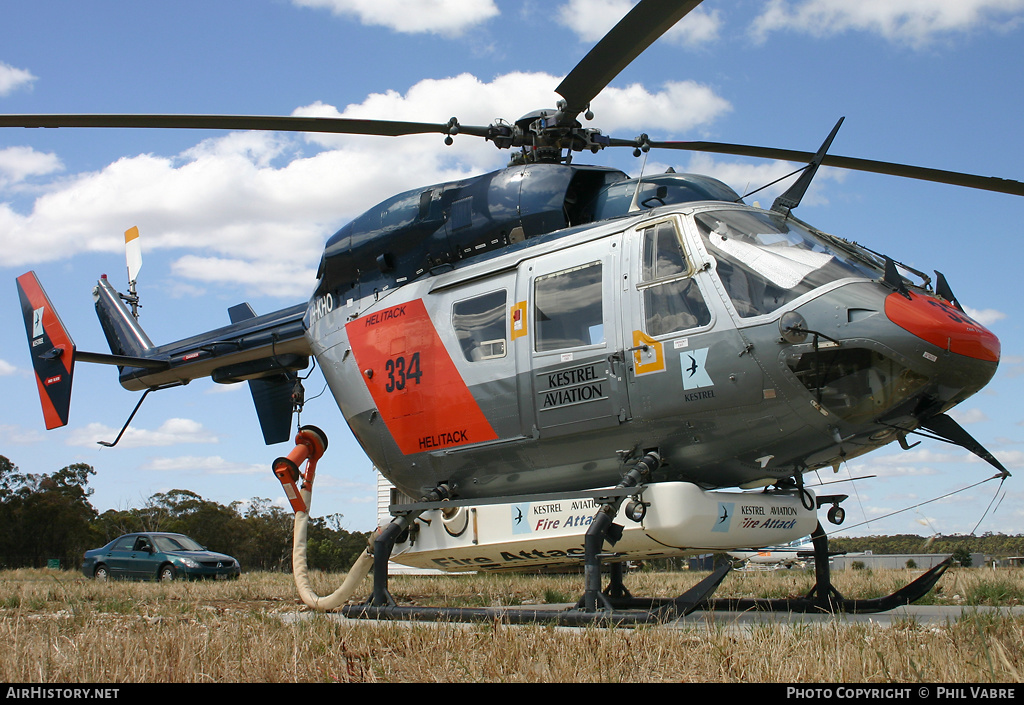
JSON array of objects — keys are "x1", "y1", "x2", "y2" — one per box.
[{"x1": 885, "y1": 292, "x2": 1000, "y2": 363}]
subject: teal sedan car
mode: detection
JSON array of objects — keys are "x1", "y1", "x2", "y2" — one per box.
[{"x1": 82, "y1": 532, "x2": 241, "y2": 581}]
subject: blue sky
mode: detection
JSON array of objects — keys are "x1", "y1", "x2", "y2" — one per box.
[{"x1": 1, "y1": 0, "x2": 1022, "y2": 540}]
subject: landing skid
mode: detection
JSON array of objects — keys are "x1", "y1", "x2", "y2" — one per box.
[
  {"x1": 700, "y1": 561, "x2": 949, "y2": 614},
  {"x1": 341, "y1": 563, "x2": 732, "y2": 627},
  {"x1": 341, "y1": 505, "x2": 947, "y2": 625},
  {"x1": 703, "y1": 523, "x2": 952, "y2": 614}
]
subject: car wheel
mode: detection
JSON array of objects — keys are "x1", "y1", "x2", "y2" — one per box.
[
  {"x1": 159, "y1": 564, "x2": 177, "y2": 582},
  {"x1": 94, "y1": 564, "x2": 109, "y2": 581}
]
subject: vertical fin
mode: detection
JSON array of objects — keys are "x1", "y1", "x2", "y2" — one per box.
[{"x1": 16, "y1": 272, "x2": 76, "y2": 429}]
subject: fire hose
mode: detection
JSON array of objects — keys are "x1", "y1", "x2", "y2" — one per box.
[{"x1": 274, "y1": 425, "x2": 373, "y2": 611}]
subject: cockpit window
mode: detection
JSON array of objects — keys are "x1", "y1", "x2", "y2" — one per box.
[
  {"x1": 695, "y1": 209, "x2": 878, "y2": 318},
  {"x1": 639, "y1": 221, "x2": 711, "y2": 336},
  {"x1": 642, "y1": 220, "x2": 687, "y2": 280}
]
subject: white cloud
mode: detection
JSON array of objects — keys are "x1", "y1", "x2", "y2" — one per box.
[
  {"x1": 556, "y1": 1, "x2": 721, "y2": 47},
  {"x1": 66, "y1": 418, "x2": 219, "y2": 448},
  {"x1": 964, "y1": 306, "x2": 1006, "y2": 326},
  {"x1": 0, "y1": 423, "x2": 45, "y2": 445},
  {"x1": 967, "y1": 448, "x2": 1024, "y2": 468},
  {"x1": 0, "y1": 359, "x2": 16, "y2": 376},
  {"x1": 299, "y1": 72, "x2": 730, "y2": 140},
  {"x1": 290, "y1": 0, "x2": 499, "y2": 35},
  {"x1": 0, "y1": 72, "x2": 729, "y2": 296},
  {"x1": 0, "y1": 147, "x2": 63, "y2": 189},
  {"x1": 871, "y1": 463, "x2": 943, "y2": 477},
  {"x1": 204, "y1": 382, "x2": 247, "y2": 395},
  {"x1": 949, "y1": 407, "x2": 989, "y2": 424},
  {"x1": 139, "y1": 455, "x2": 265, "y2": 475},
  {"x1": 877, "y1": 448, "x2": 969, "y2": 465},
  {"x1": 751, "y1": 0, "x2": 1024, "y2": 47},
  {"x1": 866, "y1": 444, "x2": 1023, "y2": 473},
  {"x1": 590, "y1": 80, "x2": 731, "y2": 133},
  {"x1": 0, "y1": 62, "x2": 36, "y2": 96},
  {"x1": 170, "y1": 255, "x2": 318, "y2": 299},
  {"x1": 0, "y1": 138, "x2": 348, "y2": 274}
]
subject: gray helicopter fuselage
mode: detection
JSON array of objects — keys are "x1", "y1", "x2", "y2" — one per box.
[{"x1": 306, "y1": 199, "x2": 999, "y2": 502}]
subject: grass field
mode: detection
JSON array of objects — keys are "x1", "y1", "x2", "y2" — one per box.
[{"x1": 1, "y1": 566, "x2": 1022, "y2": 683}]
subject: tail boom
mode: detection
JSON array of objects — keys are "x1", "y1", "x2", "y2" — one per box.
[{"x1": 17, "y1": 271, "x2": 311, "y2": 442}]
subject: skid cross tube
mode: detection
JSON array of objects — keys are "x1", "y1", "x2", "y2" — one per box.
[
  {"x1": 805, "y1": 521, "x2": 842, "y2": 611},
  {"x1": 368, "y1": 516, "x2": 413, "y2": 607},
  {"x1": 581, "y1": 452, "x2": 660, "y2": 612},
  {"x1": 367, "y1": 484, "x2": 453, "y2": 607},
  {"x1": 582, "y1": 508, "x2": 619, "y2": 612}
]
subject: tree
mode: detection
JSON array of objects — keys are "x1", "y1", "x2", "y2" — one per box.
[
  {"x1": 305, "y1": 513, "x2": 372, "y2": 572},
  {"x1": 0, "y1": 457, "x2": 378, "y2": 573},
  {"x1": 234, "y1": 498, "x2": 293, "y2": 571},
  {"x1": 952, "y1": 545, "x2": 973, "y2": 567},
  {"x1": 0, "y1": 457, "x2": 100, "y2": 568},
  {"x1": 93, "y1": 508, "x2": 146, "y2": 543}
]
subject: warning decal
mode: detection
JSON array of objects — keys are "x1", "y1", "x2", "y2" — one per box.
[{"x1": 346, "y1": 299, "x2": 497, "y2": 455}]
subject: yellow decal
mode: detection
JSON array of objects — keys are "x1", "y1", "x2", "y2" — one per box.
[
  {"x1": 510, "y1": 301, "x2": 528, "y2": 341},
  {"x1": 632, "y1": 330, "x2": 665, "y2": 376}
]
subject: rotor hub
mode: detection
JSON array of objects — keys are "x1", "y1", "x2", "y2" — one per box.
[{"x1": 485, "y1": 108, "x2": 610, "y2": 164}]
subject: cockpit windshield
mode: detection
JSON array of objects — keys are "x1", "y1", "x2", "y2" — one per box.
[{"x1": 694, "y1": 209, "x2": 880, "y2": 318}]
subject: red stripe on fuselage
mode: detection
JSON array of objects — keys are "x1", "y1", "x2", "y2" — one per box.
[{"x1": 346, "y1": 299, "x2": 497, "y2": 455}]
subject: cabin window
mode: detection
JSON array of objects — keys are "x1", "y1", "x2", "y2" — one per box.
[
  {"x1": 638, "y1": 221, "x2": 711, "y2": 336},
  {"x1": 534, "y1": 261, "x2": 604, "y2": 352},
  {"x1": 452, "y1": 291, "x2": 507, "y2": 361}
]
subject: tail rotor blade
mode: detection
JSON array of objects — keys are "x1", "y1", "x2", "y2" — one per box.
[{"x1": 125, "y1": 226, "x2": 142, "y2": 284}]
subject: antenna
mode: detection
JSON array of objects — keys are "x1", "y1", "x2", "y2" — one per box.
[
  {"x1": 123, "y1": 226, "x2": 142, "y2": 318},
  {"x1": 628, "y1": 148, "x2": 651, "y2": 212}
]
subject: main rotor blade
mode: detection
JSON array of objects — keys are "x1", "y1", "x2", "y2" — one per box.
[
  {"x1": 555, "y1": 0, "x2": 704, "y2": 121},
  {"x1": 0, "y1": 114, "x2": 493, "y2": 139},
  {"x1": 611, "y1": 137, "x2": 1024, "y2": 197}
]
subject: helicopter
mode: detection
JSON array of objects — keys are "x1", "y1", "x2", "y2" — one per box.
[
  {"x1": 8, "y1": 0, "x2": 1021, "y2": 621},
  {"x1": 727, "y1": 536, "x2": 817, "y2": 569}
]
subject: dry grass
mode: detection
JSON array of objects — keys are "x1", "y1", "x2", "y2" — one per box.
[{"x1": 1, "y1": 567, "x2": 1022, "y2": 683}]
